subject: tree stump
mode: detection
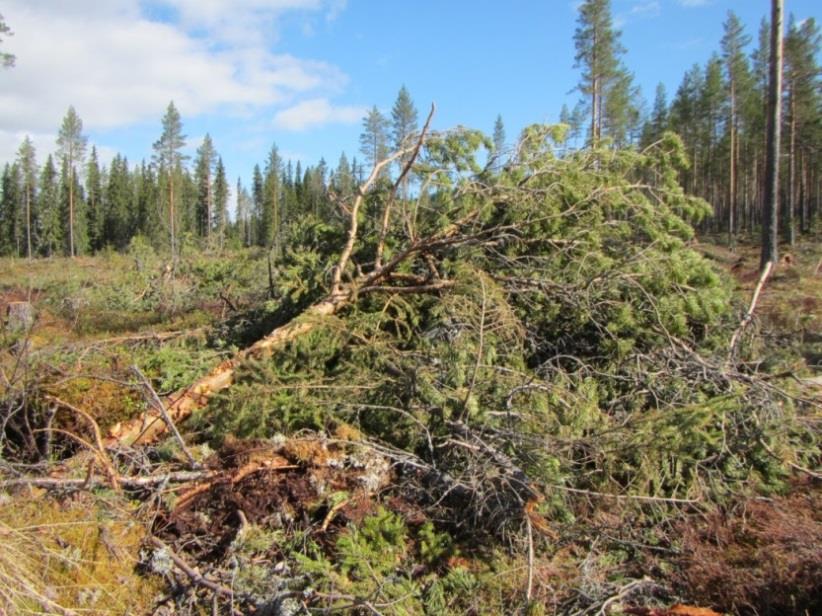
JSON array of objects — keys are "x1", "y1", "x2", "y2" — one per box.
[{"x1": 6, "y1": 301, "x2": 35, "y2": 333}]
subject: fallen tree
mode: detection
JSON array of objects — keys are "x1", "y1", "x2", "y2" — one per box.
[{"x1": 9, "y1": 116, "x2": 816, "y2": 612}]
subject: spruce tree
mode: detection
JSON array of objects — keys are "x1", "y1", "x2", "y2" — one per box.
[
  {"x1": 85, "y1": 146, "x2": 103, "y2": 251},
  {"x1": 105, "y1": 155, "x2": 132, "y2": 249},
  {"x1": 213, "y1": 157, "x2": 228, "y2": 248},
  {"x1": 493, "y1": 114, "x2": 506, "y2": 156},
  {"x1": 236, "y1": 177, "x2": 252, "y2": 247},
  {"x1": 391, "y1": 86, "x2": 418, "y2": 195},
  {"x1": 641, "y1": 83, "x2": 669, "y2": 147},
  {"x1": 194, "y1": 134, "x2": 216, "y2": 238},
  {"x1": 334, "y1": 152, "x2": 354, "y2": 198},
  {"x1": 136, "y1": 162, "x2": 161, "y2": 244},
  {"x1": 56, "y1": 106, "x2": 87, "y2": 256},
  {"x1": 0, "y1": 163, "x2": 20, "y2": 255},
  {"x1": 260, "y1": 145, "x2": 281, "y2": 248},
  {"x1": 37, "y1": 156, "x2": 60, "y2": 257},
  {"x1": 152, "y1": 102, "x2": 187, "y2": 261},
  {"x1": 252, "y1": 164, "x2": 264, "y2": 246},
  {"x1": 16, "y1": 137, "x2": 38, "y2": 260}
]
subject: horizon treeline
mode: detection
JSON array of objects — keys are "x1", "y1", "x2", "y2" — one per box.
[
  {"x1": 0, "y1": 101, "x2": 372, "y2": 259},
  {"x1": 1, "y1": 2, "x2": 820, "y2": 260}
]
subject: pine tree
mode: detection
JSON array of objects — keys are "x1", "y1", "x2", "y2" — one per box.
[
  {"x1": 0, "y1": 13, "x2": 14, "y2": 68},
  {"x1": 56, "y1": 106, "x2": 87, "y2": 257},
  {"x1": 194, "y1": 134, "x2": 216, "y2": 238},
  {"x1": 37, "y1": 156, "x2": 60, "y2": 257},
  {"x1": 16, "y1": 137, "x2": 38, "y2": 260},
  {"x1": 573, "y1": 0, "x2": 625, "y2": 145},
  {"x1": 761, "y1": 0, "x2": 783, "y2": 269},
  {"x1": 784, "y1": 16, "x2": 821, "y2": 239},
  {"x1": 721, "y1": 11, "x2": 752, "y2": 249},
  {"x1": 152, "y1": 101, "x2": 187, "y2": 261},
  {"x1": 701, "y1": 55, "x2": 725, "y2": 218},
  {"x1": 359, "y1": 106, "x2": 390, "y2": 170}
]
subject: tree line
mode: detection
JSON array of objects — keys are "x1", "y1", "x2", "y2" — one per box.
[
  {"x1": 568, "y1": 0, "x2": 820, "y2": 248},
  {"x1": 1, "y1": 3, "x2": 819, "y2": 260},
  {"x1": 0, "y1": 84, "x2": 429, "y2": 260}
]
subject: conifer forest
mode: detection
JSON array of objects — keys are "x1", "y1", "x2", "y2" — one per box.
[{"x1": 0, "y1": 2, "x2": 820, "y2": 615}]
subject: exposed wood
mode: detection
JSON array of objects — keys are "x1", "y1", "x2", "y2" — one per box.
[
  {"x1": 375, "y1": 103, "x2": 435, "y2": 269},
  {"x1": 0, "y1": 470, "x2": 218, "y2": 491},
  {"x1": 728, "y1": 260, "x2": 773, "y2": 359},
  {"x1": 131, "y1": 365, "x2": 199, "y2": 469},
  {"x1": 5, "y1": 301, "x2": 34, "y2": 332}
]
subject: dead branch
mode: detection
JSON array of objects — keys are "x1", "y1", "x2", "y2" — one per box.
[
  {"x1": 131, "y1": 365, "x2": 199, "y2": 469},
  {"x1": 375, "y1": 103, "x2": 436, "y2": 270},
  {"x1": 332, "y1": 149, "x2": 409, "y2": 297},
  {"x1": 147, "y1": 536, "x2": 238, "y2": 603},
  {"x1": 43, "y1": 395, "x2": 120, "y2": 489},
  {"x1": 727, "y1": 260, "x2": 773, "y2": 360},
  {"x1": 0, "y1": 469, "x2": 218, "y2": 491}
]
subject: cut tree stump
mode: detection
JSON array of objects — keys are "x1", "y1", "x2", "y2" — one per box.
[{"x1": 5, "y1": 301, "x2": 34, "y2": 332}]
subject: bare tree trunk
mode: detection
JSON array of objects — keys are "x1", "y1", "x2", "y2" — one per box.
[
  {"x1": 169, "y1": 172, "x2": 176, "y2": 268},
  {"x1": 69, "y1": 164, "x2": 75, "y2": 257},
  {"x1": 761, "y1": 0, "x2": 783, "y2": 270},
  {"x1": 787, "y1": 90, "x2": 797, "y2": 245},
  {"x1": 729, "y1": 83, "x2": 736, "y2": 250},
  {"x1": 25, "y1": 184, "x2": 32, "y2": 260}
]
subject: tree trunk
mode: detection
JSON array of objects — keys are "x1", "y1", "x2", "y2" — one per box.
[
  {"x1": 105, "y1": 298, "x2": 342, "y2": 446},
  {"x1": 169, "y1": 172, "x2": 176, "y2": 267},
  {"x1": 761, "y1": 0, "x2": 783, "y2": 270},
  {"x1": 25, "y1": 184, "x2": 32, "y2": 261},
  {"x1": 69, "y1": 164, "x2": 75, "y2": 257},
  {"x1": 787, "y1": 89, "x2": 797, "y2": 246},
  {"x1": 729, "y1": 83, "x2": 736, "y2": 250}
]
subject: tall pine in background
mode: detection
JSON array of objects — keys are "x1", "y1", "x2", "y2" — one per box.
[
  {"x1": 573, "y1": 0, "x2": 635, "y2": 146},
  {"x1": 360, "y1": 106, "x2": 390, "y2": 170},
  {"x1": 152, "y1": 102, "x2": 187, "y2": 261},
  {"x1": 57, "y1": 106, "x2": 87, "y2": 257}
]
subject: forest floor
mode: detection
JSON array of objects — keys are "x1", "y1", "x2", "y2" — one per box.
[{"x1": 0, "y1": 235, "x2": 819, "y2": 616}]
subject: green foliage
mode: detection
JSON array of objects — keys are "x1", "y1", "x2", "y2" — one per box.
[{"x1": 196, "y1": 124, "x2": 806, "y2": 518}]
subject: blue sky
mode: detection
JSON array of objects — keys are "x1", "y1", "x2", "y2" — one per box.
[{"x1": 1, "y1": 0, "x2": 819, "y2": 209}]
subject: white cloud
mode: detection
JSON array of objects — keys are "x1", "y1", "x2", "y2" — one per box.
[
  {"x1": 0, "y1": 0, "x2": 353, "y2": 161},
  {"x1": 273, "y1": 98, "x2": 364, "y2": 131},
  {"x1": 630, "y1": 1, "x2": 660, "y2": 17}
]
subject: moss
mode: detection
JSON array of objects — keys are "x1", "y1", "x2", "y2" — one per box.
[{"x1": 0, "y1": 492, "x2": 163, "y2": 614}]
